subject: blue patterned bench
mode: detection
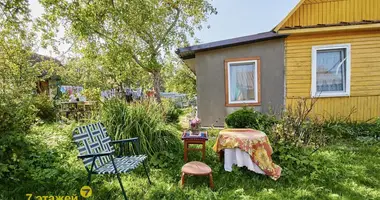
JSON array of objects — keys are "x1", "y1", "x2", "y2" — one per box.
[{"x1": 73, "y1": 122, "x2": 151, "y2": 200}]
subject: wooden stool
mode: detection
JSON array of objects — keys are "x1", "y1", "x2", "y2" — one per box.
[
  {"x1": 181, "y1": 161, "x2": 214, "y2": 189},
  {"x1": 181, "y1": 131, "x2": 208, "y2": 162},
  {"x1": 183, "y1": 139, "x2": 206, "y2": 162}
]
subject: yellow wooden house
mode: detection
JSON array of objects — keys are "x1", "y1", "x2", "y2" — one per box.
[{"x1": 274, "y1": 0, "x2": 380, "y2": 121}]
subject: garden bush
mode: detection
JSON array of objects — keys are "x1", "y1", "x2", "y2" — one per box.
[
  {"x1": 257, "y1": 99, "x2": 321, "y2": 179},
  {"x1": 33, "y1": 94, "x2": 57, "y2": 122},
  {"x1": 163, "y1": 99, "x2": 183, "y2": 123},
  {"x1": 0, "y1": 93, "x2": 36, "y2": 180},
  {"x1": 0, "y1": 123, "x2": 89, "y2": 198},
  {"x1": 269, "y1": 99, "x2": 330, "y2": 147},
  {"x1": 225, "y1": 107, "x2": 276, "y2": 131},
  {"x1": 0, "y1": 94, "x2": 36, "y2": 135},
  {"x1": 102, "y1": 99, "x2": 182, "y2": 156}
]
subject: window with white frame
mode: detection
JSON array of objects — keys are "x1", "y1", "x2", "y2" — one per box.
[
  {"x1": 312, "y1": 44, "x2": 351, "y2": 97},
  {"x1": 225, "y1": 58, "x2": 260, "y2": 106}
]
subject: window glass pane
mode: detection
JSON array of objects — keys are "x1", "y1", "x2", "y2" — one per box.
[
  {"x1": 229, "y1": 62, "x2": 256, "y2": 102},
  {"x1": 316, "y1": 49, "x2": 346, "y2": 92}
]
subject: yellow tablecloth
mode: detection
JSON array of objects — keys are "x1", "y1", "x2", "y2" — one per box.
[{"x1": 213, "y1": 129, "x2": 281, "y2": 180}]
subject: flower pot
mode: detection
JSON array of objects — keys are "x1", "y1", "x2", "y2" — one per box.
[{"x1": 191, "y1": 130, "x2": 200, "y2": 136}]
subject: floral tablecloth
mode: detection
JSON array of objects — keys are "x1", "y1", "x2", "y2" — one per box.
[{"x1": 213, "y1": 129, "x2": 281, "y2": 180}]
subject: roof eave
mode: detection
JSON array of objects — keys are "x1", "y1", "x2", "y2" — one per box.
[{"x1": 177, "y1": 32, "x2": 288, "y2": 60}]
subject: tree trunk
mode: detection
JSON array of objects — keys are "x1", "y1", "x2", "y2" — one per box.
[{"x1": 152, "y1": 71, "x2": 162, "y2": 103}]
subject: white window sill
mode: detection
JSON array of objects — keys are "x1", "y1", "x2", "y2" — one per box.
[
  {"x1": 311, "y1": 92, "x2": 350, "y2": 98},
  {"x1": 229, "y1": 101, "x2": 258, "y2": 104}
]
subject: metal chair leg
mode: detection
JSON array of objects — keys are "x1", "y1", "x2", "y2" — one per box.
[
  {"x1": 87, "y1": 157, "x2": 96, "y2": 186},
  {"x1": 87, "y1": 172, "x2": 92, "y2": 186},
  {"x1": 116, "y1": 172, "x2": 128, "y2": 200},
  {"x1": 143, "y1": 161, "x2": 152, "y2": 185},
  {"x1": 111, "y1": 156, "x2": 128, "y2": 200}
]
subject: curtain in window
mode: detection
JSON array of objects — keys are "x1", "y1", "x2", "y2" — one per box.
[
  {"x1": 316, "y1": 49, "x2": 346, "y2": 92},
  {"x1": 229, "y1": 63, "x2": 255, "y2": 102}
]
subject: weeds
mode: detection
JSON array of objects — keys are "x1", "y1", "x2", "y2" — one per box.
[{"x1": 102, "y1": 99, "x2": 182, "y2": 156}]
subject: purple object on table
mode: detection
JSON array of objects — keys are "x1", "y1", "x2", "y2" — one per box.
[{"x1": 181, "y1": 131, "x2": 208, "y2": 140}]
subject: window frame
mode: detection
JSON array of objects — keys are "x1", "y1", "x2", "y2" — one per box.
[
  {"x1": 311, "y1": 44, "x2": 351, "y2": 98},
  {"x1": 224, "y1": 57, "x2": 261, "y2": 107}
]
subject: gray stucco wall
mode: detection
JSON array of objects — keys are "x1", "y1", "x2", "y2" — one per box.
[{"x1": 195, "y1": 39, "x2": 285, "y2": 127}]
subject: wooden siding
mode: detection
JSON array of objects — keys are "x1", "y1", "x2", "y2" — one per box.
[
  {"x1": 285, "y1": 30, "x2": 380, "y2": 121},
  {"x1": 287, "y1": 96, "x2": 380, "y2": 121},
  {"x1": 282, "y1": 0, "x2": 380, "y2": 28}
]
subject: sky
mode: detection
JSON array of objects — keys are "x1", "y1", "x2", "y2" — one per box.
[
  {"x1": 194, "y1": 0, "x2": 299, "y2": 43},
  {"x1": 29, "y1": 0, "x2": 299, "y2": 56}
]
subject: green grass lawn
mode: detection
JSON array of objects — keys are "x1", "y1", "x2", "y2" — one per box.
[{"x1": 3, "y1": 123, "x2": 380, "y2": 200}]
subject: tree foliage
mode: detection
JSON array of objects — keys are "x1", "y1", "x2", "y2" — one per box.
[
  {"x1": 0, "y1": 0, "x2": 44, "y2": 181},
  {"x1": 39, "y1": 0, "x2": 216, "y2": 101},
  {"x1": 163, "y1": 58, "x2": 196, "y2": 96},
  {"x1": 61, "y1": 46, "x2": 150, "y2": 92},
  {"x1": 0, "y1": 1, "x2": 60, "y2": 95}
]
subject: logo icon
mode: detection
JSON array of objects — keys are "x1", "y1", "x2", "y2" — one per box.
[{"x1": 80, "y1": 186, "x2": 92, "y2": 198}]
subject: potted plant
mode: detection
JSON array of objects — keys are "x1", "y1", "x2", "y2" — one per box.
[{"x1": 190, "y1": 117, "x2": 201, "y2": 135}]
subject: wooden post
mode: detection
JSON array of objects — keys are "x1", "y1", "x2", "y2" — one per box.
[
  {"x1": 184, "y1": 141, "x2": 188, "y2": 162},
  {"x1": 209, "y1": 173, "x2": 214, "y2": 189},
  {"x1": 181, "y1": 172, "x2": 185, "y2": 188},
  {"x1": 202, "y1": 141, "x2": 206, "y2": 161}
]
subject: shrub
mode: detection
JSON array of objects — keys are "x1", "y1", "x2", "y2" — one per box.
[
  {"x1": 33, "y1": 94, "x2": 57, "y2": 122},
  {"x1": 0, "y1": 123, "x2": 88, "y2": 198},
  {"x1": 270, "y1": 117, "x2": 323, "y2": 180},
  {"x1": 0, "y1": 93, "x2": 36, "y2": 180},
  {"x1": 270, "y1": 115, "x2": 327, "y2": 148},
  {"x1": 225, "y1": 107, "x2": 276, "y2": 131},
  {"x1": 267, "y1": 99, "x2": 339, "y2": 179},
  {"x1": 163, "y1": 100, "x2": 183, "y2": 123},
  {"x1": 269, "y1": 98, "x2": 329, "y2": 148},
  {"x1": 270, "y1": 142, "x2": 320, "y2": 180},
  {"x1": 102, "y1": 99, "x2": 182, "y2": 156},
  {"x1": 270, "y1": 98, "x2": 380, "y2": 148},
  {"x1": 0, "y1": 94, "x2": 36, "y2": 134}
]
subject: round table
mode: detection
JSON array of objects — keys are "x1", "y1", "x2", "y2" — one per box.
[
  {"x1": 181, "y1": 161, "x2": 214, "y2": 188},
  {"x1": 213, "y1": 128, "x2": 281, "y2": 180}
]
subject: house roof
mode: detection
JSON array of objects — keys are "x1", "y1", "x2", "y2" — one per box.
[
  {"x1": 274, "y1": 0, "x2": 380, "y2": 33},
  {"x1": 176, "y1": 31, "x2": 288, "y2": 60},
  {"x1": 31, "y1": 53, "x2": 62, "y2": 66},
  {"x1": 31, "y1": 53, "x2": 63, "y2": 79}
]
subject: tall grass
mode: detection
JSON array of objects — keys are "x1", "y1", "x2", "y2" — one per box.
[{"x1": 102, "y1": 99, "x2": 182, "y2": 156}]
